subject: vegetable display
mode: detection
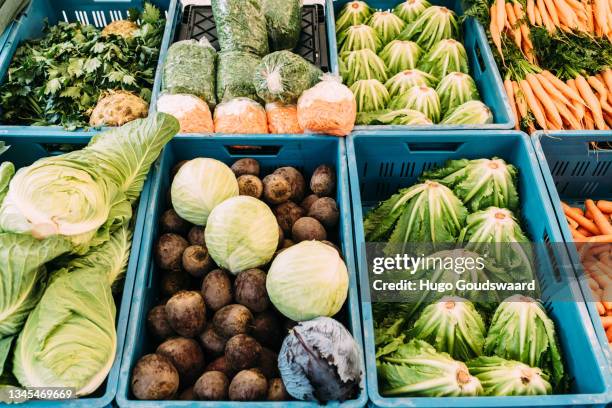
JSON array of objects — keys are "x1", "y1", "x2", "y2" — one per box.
[
  {"x1": 336, "y1": 0, "x2": 493, "y2": 125},
  {"x1": 0, "y1": 114, "x2": 180, "y2": 397},
  {"x1": 467, "y1": 356, "x2": 552, "y2": 395},
  {"x1": 0, "y1": 4, "x2": 166, "y2": 129},
  {"x1": 263, "y1": 0, "x2": 302, "y2": 52},
  {"x1": 211, "y1": 0, "x2": 269, "y2": 56},
  {"x1": 131, "y1": 159, "x2": 362, "y2": 402}
]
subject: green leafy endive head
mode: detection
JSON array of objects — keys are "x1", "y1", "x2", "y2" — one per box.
[
  {"x1": 389, "y1": 85, "x2": 441, "y2": 123},
  {"x1": 0, "y1": 161, "x2": 15, "y2": 206},
  {"x1": 350, "y1": 79, "x2": 390, "y2": 113},
  {"x1": 338, "y1": 24, "x2": 382, "y2": 54},
  {"x1": 379, "y1": 40, "x2": 422, "y2": 76},
  {"x1": 467, "y1": 356, "x2": 552, "y2": 396},
  {"x1": 367, "y1": 11, "x2": 406, "y2": 45},
  {"x1": 336, "y1": 1, "x2": 374, "y2": 33},
  {"x1": 398, "y1": 6, "x2": 459, "y2": 49},
  {"x1": 385, "y1": 69, "x2": 438, "y2": 99},
  {"x1": 393, "y1": 0, "x2": 432, "y2": 23},
  {"x1": 435, "y1": 72, "x2": 480, "y2": 113},
  {"x1": 441, "y1": 100, "x2": 494, "y2": 125}
]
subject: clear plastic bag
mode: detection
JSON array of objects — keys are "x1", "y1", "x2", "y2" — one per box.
[
  {"x1": 263, "y1": 0, "x2": 302, "y2": 51},
  {"x1": 211, "y1": 0, "x2": 269, "y2": 56},
  {"x1": 157, "y1": 94, "x2": 214, "y2": 133},
  {"x1": 217, "y1": 51, "x2": 262, "y2": 103},
  {"x1": 266, "y1": 103, "x2": 303, "y2": 134},
  {"x1": 214, "y1": 98, "x2": 269, "y2": 134}
]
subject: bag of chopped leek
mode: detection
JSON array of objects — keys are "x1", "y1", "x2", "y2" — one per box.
[
  {"x1": 212, "y1": 0, "x2": 269, "y2": 55},
  {"x1": 356, "y1": 108, "x2": 431, "y2": 125},
  {"x1": 385, "y1": 69, "x2": 437, "y2": 99},
  {"x1": 393, "y1": 0, "x2": 431, "y2": 23},
  {"x1": 379, "y1": 40, "x2": 422, "y2": 76},
  {"x1": 367, "y1": 11, "x2": 406, "y2": 45},
  {"x1": 485, "y1": 296, "x2": 565, "y2": 389},
  {"x1": 350, "y1": 79, "x2": 389, "y2": 112},
  {"x1": 338, "y1": 24, "x2": 382, "y2": 54},
  {"x1": 436, "y1": 72, "x2": 480, "y2": 113},
  {"x1": 263, "y1": 0, "x2": 301, "y2": 51},
  {"x1": 398, "y1": 6, "x2": 459, "y2": 49},
  {"x1": 441, "y1": 100, "x2": 493, "y2": 125},
  {"x1": 340, "y1": 49, "x2": 388, "y2": 86},
  {"x1": 217, "y1": 51, "x2": 262, "y2": 102},
  {"x1": 388, "y1": 85, "x2": 441, "y2": 123},
  {"x1": 379, "y1": 339, "x2": 483, "y2": 397},
  {"x1": 418, "y1": 39, "x2": 468, "y2": 79},
  {"x1": 336, "y1": 1, "x2": 373, "y2": 33},
  {"x1": 467, "y1": 356, "x2": 552, "y2": 396},
  {"x1": 408, "y1": 297, "x2": 485, "y2": 361}
]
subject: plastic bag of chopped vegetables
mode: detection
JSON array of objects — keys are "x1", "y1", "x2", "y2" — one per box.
[
  {"x1": 212, "y1": 0, "x2": 269, "y2": 56},
  {"x1": 162, "y1": 38, "x2": 217, "y2": 108},
  {"x1": 217, "y1": 51, "x2": 262, "y2": 103},
  {"x1": 266, "y1": 103, "x2": 303, "y2": 133},
  {"x1": 157, "y1": 94, "x2": 214, "y2": 133},
  {"x1": 214, "y1": 97, "x2": 269, "y2": 134},
  {"x1": 263, "y1": 0, "x2": 302, "y2": 51},
  {"x1": 297, "y1": 74, "x2": 356, "y2": 136}
]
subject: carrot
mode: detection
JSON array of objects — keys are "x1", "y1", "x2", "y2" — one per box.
[
  {"x1": 536, "y1": 74, "x2": 572, "y2": 106},
  {"x1": 556, "y1": 0, "x2": 580, "y2": 28},
  {"x1": 588, "y1": 277, "x2": 601, "y2": 290},
  {"x1": 505, "y1": 3, "x2": 523, "y2": 49},
  {"x1": 555, "y1": 98, "x2": 582, "y2": 129},
  {"x1": 597, "y1": 200, "x2": 612, "y2": 213},
  {"x1": 578, "y1": 227, "x2": 594, "y2": 237},
  {"x1": 586, "y1": 199, "x2": 612, "y2": 235},
  {"x1": 587, "y1": 75, "x2": 612, "y2": 113},
  {"x1": 543, "y1": 71, "x2": 585, "y2": 103},
  {"x1": 591, "y1": 269, "x2": 612, "y2": 288},
  {"x1": 527, "y1": 0, "x2": 537, "y2": 24},
  {"x1": 535, "y1": 4, "x2": 543, "y2": 25},
  {"x1": 583, "y1": 235, "x2": 612, "y2": 243},
  {"x1": 583, "y1": 108, "x2": 596, "y2": 129},
  {"x1": 607, "y1": 325, "x2": 612, "y2": 341},
  {"x1": 505, "y1": 79, "x2": 520, "y2": 130},
  {"x1": 603, "y1": 69, "x2": 612, "y2": 93},
  {"x1": 527, "y1": 73, "x2": 564, "y2": 127},
  {"x1": 497, "y1": 0, "x2": 507, "y2": 34},
  {"x1": 513, "y1": 81, "x2": 529, "y2": 122},
  {"x1": 572, "y1": 228, "x2": 587, "y2": 240},
  {"x1": 598, "y1": 302, "x2": 607, "y2": 315},
  {"x1": 593, "y1": 0, "x2": 609, "y2": 36},
  {"x1": 566, "y1": 214, "x2": 579, "y2": 228},
  {"x1": 490, "y1": 4, "x2": 505, "y2": 64},
  {"x1": 584, "y1": 0, "x2": 594, "y2": 32},
  {"x1": 576, "y1": 75, "x2": 607, "y2": 130},
  {"x1": 519, "y1": 79, "x2": 548, "y2": 128},
  {"x1": 564, "y1": 203, "x2": 601, "y2": 235},
  {"x1": 542, "y1": 0, "x2": 561, "y2": 25},
  {"x1": 562, "y1": 202, "x2": 583, "y2": 217}
]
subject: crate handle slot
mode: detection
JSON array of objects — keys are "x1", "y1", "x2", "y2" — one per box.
[
  {"x1": 406, "y1": 142, "x2": 463, "y2": 152},
  {"x1": 147, "y1": 264, "x2": 154, "y2": 289},
  {"x1": 224, "y1": 145, "x2": 282, "y2": 156},
  {"x1": 473, "y1": 39, "x2": 486, "y2": 76},
  {"x1": 587, "y1": 141, "x2": 612, "y2": 152}
]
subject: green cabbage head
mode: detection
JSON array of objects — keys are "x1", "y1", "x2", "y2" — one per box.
[{"x1": 205, "y1": 196, "x2": 278, "y2": 273}]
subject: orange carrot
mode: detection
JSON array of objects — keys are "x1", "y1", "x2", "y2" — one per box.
[
  {"x1": 566, "y1": 214, "x2": 579, "y2": 228},
  {"x1": 586, "y1": 199, "x2": 612, "y2": 235},
  {"x1": 543, "y1": 71, "x2": 584, "y2": 103},
  {"x1": 597, "y1": 200, "x2": 612, "y2": 213},
  {"x1": 537, "y1": 74, "x2": 572, "y2": 105},
  {"x1": 520, "y1": 79, "x2": 548, "y2": 128},
  {"x1": 593, "y1": 0, "x2": 609, "y2": 36},
  {"x1": 506, "y1": 3, "x2": 523, "y2": 48},
  {"x1": 607, "y1": 325, "x2": 612, "y2": 341},
  {"x1": 576, "y1": 75, "x2": 607, "y2": 130},
  {"x1": 564, "y1": 204, "x2": 601, "y2": 235},
  {"x1": 490, "y1": 4, "x2": 505, "y2": 63},
  {"x1": 505, "y1": 79, "x2": 520, "y2": 130},
  {"x1": 584, "y1": 0, "x2": 594, "y2": 32},
  {"x1": 583, "y1": 235, "x2": 612, "y2": 243},
  {"x1": 554, "y1": 98, "x2": 582, "y2": 129},
  {"x1": 572, "y1": 228, "x2": 587, "y2": 240},
  {"x1": 598, "y1": 302, "x2": 607, "y2": 315},
  {"x1": 527, "y1": 0, "x2": 537, "y2": 24},
  {"x1": 588, "y1": 75, "x2": 612, "y2": 113},
  {"x1": 497, "y1": 0, "x2": 507, "y2": 34},
  {"x1": 528, "y1": 73, "x2": 564, "y2": 126},
  {"x1": 578, "y1": 227, "x2": 594, "y2": 237},
  {"x1": 562, "y1": 202, "x2": 583, "y2": 217},
  {"x1": 543, "y1": 0, "x2": 561, "y2": 25},
  {"x1": 603, "y1": 69, "x2": 612, "y2": 93},
  {"x1": 535, "y1": 4, "x2": 543, "y2": 25}
]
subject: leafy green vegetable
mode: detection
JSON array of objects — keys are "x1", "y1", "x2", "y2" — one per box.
[
  {"x1": 338, "y1": 24, "x2": 382, "y2": 54},
  {"x1": 441, "y1": 100, "x2": 493, "y2": 125},
  {"x1": 367, "y1": 11, "x2": 406, "y2": 45},
  {"x1": 419, "y1": 39, "x2": 468, "y2": 79},
  {"x1": 421, "y1": 157, "x2": 519, "y2": 212},
  {"x1": 389, "y1": 85, "x2": 441, "y2": 122},
  {"x1": 409, "y1": 297, "x2": 485, "y2": 360},
  {"x1": 263, "y1": 0, "x2": 302, "y2": 51},
  {"x1": 393, "y1": 0, "x2": 432, "y2": 23},
  {"x1": 379, "y1": 339, "x2": 483, "y2": 396},
  {"x1": 253, "y1": 51, "x2": 322, "y2": 104},
  {"x1": 217, "y1": 51, "x2": 262, "y2": 102},
  {"x1": 385, "y1": 69, "x2": 437, "y2": 99},
  {"x1": 398, "y1": 6, "x2": 459, "y2": 49},
  {"x1": 364, "y1": 180, "x2": 467, "y2": 245},
  {"x1": 336, "y1": 1, "x2": 373, "y2": 33},
  {"x1": 356, "y1": 108, "x2": 431, "y2": 125},
  {"x1": 0, "y1": 162, "x2": 15, "y2": 205},
  {"x1": 467, "y1": 356, "x2": 552, "y2": 396},
  {"x1": 0, "y1": 0, "x2": 29, "y2": 44},
  {"x1": 162, "y1": 39, "x2": 217, "y2": 108},
  {"x1": 0, "y1": 234, "x2": 71, "y2": 338},
  {"x1": 0, "y1": 4, "x2": 165, "y2": 128},
  {"x1": 379, "y1": 40, "x2": 422, "y2": 76},
  {"x1": 436, "y1": 72, "x2": 480, "y2": 113},
  {"x1": 12, "y1": 225, "x2": 131, "y2": 396},
  {"x1": 484, "y1": 296, "x2": 565, "y2": 389},
  {"x1": 340, "y1": 49, "x2": 388, "y2": 86},
  {"x1": 350, "y1": 79, "x2": 390, "y2": 112},
  {"x1": 211, "y1": 0, "x2": 269, "y2": 56}
]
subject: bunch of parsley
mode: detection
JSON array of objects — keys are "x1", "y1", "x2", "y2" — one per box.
[{"x1": 0, "y1": 3, "x2": 165, "y2": 129}]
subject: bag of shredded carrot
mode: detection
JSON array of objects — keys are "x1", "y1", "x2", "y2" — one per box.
[
  {"x1": 266, "y1": 103, "x2": 303, "y2": 134},
  {"x1": 157, "y1": 94, "x2": 214, "y2": 133},
  {"x1": 297, "y1": 74, "x2": 357, "y2": 136},
  {"x1": 214, "y1": 98, "x2": 269, "y2": 134}
]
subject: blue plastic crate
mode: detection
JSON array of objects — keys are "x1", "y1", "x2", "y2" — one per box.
[
  {"x1": 0, "y1": 0, "x2": 177, "y2": 132},
  {"x1": 0, "y1": 133, "x2": 154, "y2": 407},
  {"x1": 347, "y1": 131, "x2": 611, "y2": 407},
  {"x1": 330, "y1": 0, "x2": 514, "y2": 130},
  {"x1": 116, "y1": 135, "x2": 368, "y2": 408},
  {"x1": 532, "y1": 131, "x2": 612, "y2": 371}
]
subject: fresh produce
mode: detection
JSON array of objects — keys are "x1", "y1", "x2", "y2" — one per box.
[
  {"x1": 467, "y1": 356, "x2": 552, "y2": 396},
  {"x1": 205, "y1": 196, "x2": 279, "y2": 273},
  {"x1": 0, "y1": 161, "x2": 14, "y2": 204},
  {"x1": 216, "y1": 51, "x2": 262, "y2": 103},
  {"x1": 338, "y1": 24, "x2": 383, "y2": 54},
  {"x1": 379, "y1": 40, "x2": 422, "y2": 75},
  {"x1": 436, "y1": 72, "x2": 480, "y2": 113},
  {"x1": 165, "y1": 291, "x2": 207, "y2": 337},
  {"x1": 297, "y1": 75, "x2": 357, "y2": 136},
  {"x1": 356, "y1": 108, "x2": 432, "y2": 125},
  {"x1": 13, "y1": 226, "x2": 131, "y2": 395},
  {"x1": 351, "y1": 79, "x2": 390, "y2": 112},
  {"x1": 485, "y1": 296, "x2": 565, "y2": 388},
  {"x1": 0, "y1": 0, "x2": 29, "y2": 42},
  {"x1": 213, "y1": 98, "x2": 269, "y2": 134},
  {"x1": 267, "y1": 241, "x2": 348, "y2": 321},
  {"x1": 421, "y1": 157, "x2": 519, "y2": 212},
  {"x1": 0, "y1": 113, "x2": 179, "y2": 252},
  {"x1": 398, "y1": 6, "x2": 459, "y2": 49},
  {"x1": 156, "y1": 94, "x2": 214, "y2": 134},
  {"x1": 336, "y1": 1, "x2": 374, "y2": 33},
  {"x1": 367, "y1": 11, "x2": 406, "y2": 45},
  {"x1": 441, "y1": 100, "x2": 494, "y2": 125},
  {"x1": 418, "y1": 39, "x2": 469, "y2": 79},
  {"x1": 393, "y1": 0, "x2": 432, "y2": 23},
  {"x1": 340, "y1": 49, "x2": 388, "y2": 86},
  {"x1": 385, "y1": 69, "x2": 437, "y2": 99},
  {"x1": 364, "y1": 180, "x2": 467, "y2": 244},
  {"x1": 279, "y1": 317, "x2": 362, "y2": 402},
  {"x1": 171, "y1": 158, "x2": 239, "y2": 226},
  {"x1": 379, "y1": 339, "x2": 483, "y2": 396},
  {"x1": 131, "y1": 354, "x2": 179, "y2": 400},
  {"x1": 211, "y1": 0, "x2": 269, "y2": 56},
  {"x1": 408, "y1": 297, "x2": 486, "y2": 361},
  {"x1": 265, "y1": 103, "x2": 303, "y2": 134},
  {"x1": 253, "y1": 51, "x2": 322, "y2": 104},
  {"x1": 262, "y1": 0, "x2": 302, "y2": 51},
  {"x1": 0, "y1": 4, "x2": 165, "y2": 128},
  {"x1": 102, "y1": 20, "x2": 138, "y2": 38},
  {"x1": 389, "y1": 85, "x2": 441, "y2": 122},
  {"x1": 162, "y1": 38, "x2": 218, "y2": 108},
  {"x1": 89, "y1": 90, "x2": 148, "y2": 127}
]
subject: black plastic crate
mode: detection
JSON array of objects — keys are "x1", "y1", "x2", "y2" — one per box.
[{"x1": 179, "y1": 4, "x2": 329, "y2": 71}]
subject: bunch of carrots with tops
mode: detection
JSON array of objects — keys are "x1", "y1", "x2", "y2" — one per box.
[{"x1": 563, "y1": 199, "x2": 612, "y2": 345}]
